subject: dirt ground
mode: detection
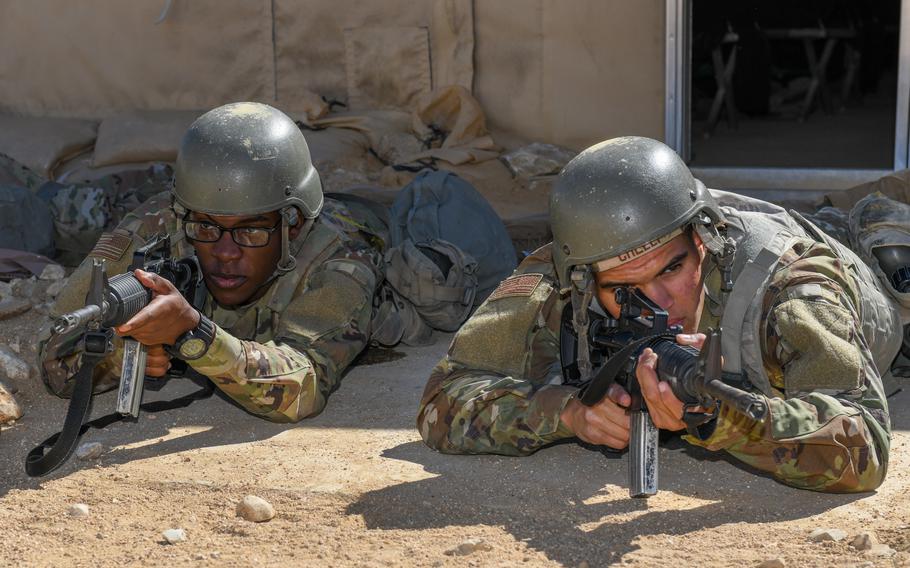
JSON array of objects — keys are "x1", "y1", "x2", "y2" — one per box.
[{"x1": 1, "y1": 307, "x2": 909, "y2": 568}]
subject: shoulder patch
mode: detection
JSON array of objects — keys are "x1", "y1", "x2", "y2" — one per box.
[
  {"x1": 88, "y1": 229, "x2": 133, "y2": 262},
  {"x1": 488, "y1": 273, "x2": 544, "y2": 302}
]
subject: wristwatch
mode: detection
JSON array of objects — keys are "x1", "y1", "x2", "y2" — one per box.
[{"x1": 169, "y1": 312, "x2": 216, "y2": 361}]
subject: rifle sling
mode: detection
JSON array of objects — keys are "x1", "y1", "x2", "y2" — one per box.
[
  {"x1": 578, "y1": 332, "x2": 675, "y2": 406},
  {"x1": 25, "y1": 358, "x2": 213, "y2": 478}
]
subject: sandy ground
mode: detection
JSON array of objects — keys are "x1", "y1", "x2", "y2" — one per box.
[{"x1": 1, "y1": 308, "x2": 909, "y2": 568}]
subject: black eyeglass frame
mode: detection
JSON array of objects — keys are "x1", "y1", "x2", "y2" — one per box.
[{"x1": 182, "y1": 217, "x2": 282, "y2": 248}]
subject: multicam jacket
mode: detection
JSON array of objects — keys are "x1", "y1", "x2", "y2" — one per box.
[
  {"x1": 40, "y1": 192, "x2": 383, "y2": 422},
  {"x1": 417, "y1": 213, "x2": 896, "y2": 492}
]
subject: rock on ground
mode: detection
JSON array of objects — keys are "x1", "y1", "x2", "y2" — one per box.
[
  {"x1": 236, "y1": 495, "x2": 275, "y2": 522},
  {"x1": 756, "y1": 558, "x2": 786, "y2": 568},
  {"x1": 0, "y1": 380, "x2": 22, "y2": 423},
  {"x1": 38, "y1": 264, "x2": 65, "y2": 281},
  {"x1": 850, "y1": 532, "x2": 877, "y2": 551},
  {"x1": 162, "y1": 529, "x2": 186, "y2": 544},
  {"x1": 75, "y1": 442, "x2": 105, "y2": 461},
  {"x1": 808, "y1": 528, "x2": 847, "y2": 542},
  {"x1": 864, "y1": 544, "x2": 896, "y2": 558},
  {"x1": 68, "y1": 504, "x2": 90, "y2": 517},
  {"x1": 0, "y1": 346, "x2": 30, "y2": 382},
  {"x1": 0, "y1": 298, "x2": 31, "y2": 321},
  {"x1": 445, "y1": 537, "x2": 493, "y2": 556}
]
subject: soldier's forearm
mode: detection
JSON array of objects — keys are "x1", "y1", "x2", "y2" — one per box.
[
  {"x1": 685, "y1": 394, "x2": 888, "y2": 492},
  {"x1": 417, "y1": 364, "x2": 577, "y2": 455},
  {"x1": 189, "y1": 326, "x2": 325, "y2": 422}
]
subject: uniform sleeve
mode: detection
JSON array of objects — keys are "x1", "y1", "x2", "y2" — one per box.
[
  {"x1": 416, "y1": 271, "x2": 578, "y2": 455},
  {"x1": 189, "y1": 255, "x2": 378, "y2": 423},
  {"x1": 39, "y1": 192, "x2": 179, "y2": 397},
  {"x1": 686, "y1": 273, "x2": 892, "y2": 493}
]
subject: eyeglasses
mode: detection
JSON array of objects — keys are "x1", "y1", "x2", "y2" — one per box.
[{"x1": 184, "y1": 219, "x2": 281, "y2": 248}]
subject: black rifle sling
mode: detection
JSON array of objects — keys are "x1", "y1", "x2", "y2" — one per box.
[
  {"x1": 26, "y1": 358, "x2": 214, "y2": 478},
  {"x1": 577, "y1": 333, "x2": 676, "y2": 406}
]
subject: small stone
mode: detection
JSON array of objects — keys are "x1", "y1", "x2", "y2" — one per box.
[
  {"x1": 0, "y1": 298, "x2": 31, "y2": 321},
  {"x1": 162, "y1": 528, "x2": 186, "y2": 544},
  {"x1": 68, "y1": 504, "x2": 90, "y2": 517},
  {"x1": 756, "y1": 559, "x2": 786, "y2": 568},
  {"x1": 39, "y1": 264, "x2": 65, "y2": 281},
  {"x1": 236, "y1": 495, "x2": 275, "y2": 522},
  {"x1": 850, "y1": 532, "x2": 877, "y2": 551},
  {"x1": 75, "y1": 442, "x2": 105, "y2": 461},
  {"x1": 444, "y1": 538, "x2": 493, "y2": 556},
  {"x1": 193, "y1": 553, "x2": 206, "y2": 560},
  {"x1": 808, "y1": 528, "x2": 847, "y2": 542},
  {"x1": 865, "y1": 544, "x2": 895, "y2": 558},
  {"x1": 0, "y1": 347, "x2": 30, "y2": 381},
  {"x1": 46, "y1": 279, "x2": 67, "y2": 299},
  {"x1": 10, "y1": 277, "x2": 36, "y2": 299},
  {"x1": 0, "y1": 381, "x2": 22, "y2": 424},
  {"x1": 210, "y1": 552, "x2": 221, "y2": 559}
]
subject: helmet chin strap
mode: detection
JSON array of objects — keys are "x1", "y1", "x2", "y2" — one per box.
[
  {"x1": 570, "y1": 266, "x2": 595, "y2": 383},
  {"x1": 276, "y1": 207, "x2": 305, "y2": 275},
  {"x1": 229, "y1": 207, "x2": 313, "y2": 307}
]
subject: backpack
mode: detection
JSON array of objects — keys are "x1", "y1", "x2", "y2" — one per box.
[{"x1": 372, "y1": 170, "x2": 516, "y2": 345}]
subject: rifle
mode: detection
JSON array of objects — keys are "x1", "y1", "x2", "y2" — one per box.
[
  {"x1": 26, "y1": 234, "x2": 207, "y2": 477},
  {"x1": 560, "y1": 287, "x2": 767, "y2": 498}
]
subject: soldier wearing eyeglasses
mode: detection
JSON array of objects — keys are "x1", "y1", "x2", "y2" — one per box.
[{"x1": 39, "y1": 103, "x2": 386, "y2": 422}]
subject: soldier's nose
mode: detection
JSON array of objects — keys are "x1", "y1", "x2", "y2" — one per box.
[{"x1": 211, "y1": 232, "x2": 243, "y2": 261}]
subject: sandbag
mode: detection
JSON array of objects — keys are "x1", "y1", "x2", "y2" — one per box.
[
  {"x1": 0, "y1": 115, "x2": 97, "y2": 179},
  {"x1": 92, "y1": 110, "x2": 203, "y2": 167}
]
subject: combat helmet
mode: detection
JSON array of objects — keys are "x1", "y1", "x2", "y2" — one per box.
[
  {"x1": 549, "y1": 136, "x2": 732, "y2": 380},
  {"x1": 173, "y1": 102, "x2": 323, "y2": 273}
]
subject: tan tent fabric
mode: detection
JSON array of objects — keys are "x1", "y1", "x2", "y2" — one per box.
[
  {"x1": 92, "y1": 111, "x2": 203, "y2": 167},
  {"x1": 473, "y1": 0, "x2": 665, "y2": 149},
  {"x1": 344, "y1": 27, "x2": 432, "y2": 111},
  {"x1": 825, "y1": 170, "x2": 910, "y2": 210},
  {"x1": 0, "y1": 115, "x2": 98, "y2": 178},
  {"x1": 302, "y1": 128, "x2": 371, "y2": 170},
  {"x1": 412, "y1": 86, "x2": 487, "y2": 148},
  {"x1": 0, "y1": 1, "x2": 275, "y2": 118},
  {"x1": 274, "y1": 0, "x2": 474, "y2": 110},
  {"x1": 311, "y1": 110, "x2": 415, "y2": 155}
]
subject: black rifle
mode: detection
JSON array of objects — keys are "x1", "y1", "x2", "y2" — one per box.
[
  {"x1": 26, "y1": 234, "x2": 208, "y2": 477},
  {"x1": 560, "y1": 287, "x2": 767, "y2": 498}
]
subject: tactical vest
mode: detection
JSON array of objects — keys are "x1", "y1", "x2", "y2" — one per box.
[{"x1": 718, "y1": 206, "x2": 903, "y2": 396}]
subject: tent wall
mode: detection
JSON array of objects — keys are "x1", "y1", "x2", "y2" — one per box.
[
  {"x1": 0, "y1": 0, "x2": 665, "y2": 149},
  {"x1": 474, "y1": 0, "x2": 666, "y2": 149}
]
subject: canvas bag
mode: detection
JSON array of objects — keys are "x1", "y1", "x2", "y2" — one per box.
[{"x1": 388, "y1": 169, "x2": 516, "y2": 303}]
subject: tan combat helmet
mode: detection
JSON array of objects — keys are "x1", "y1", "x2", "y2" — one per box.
[{"x1": 173, "y1": 102, "x2": 323, "y2": 274}]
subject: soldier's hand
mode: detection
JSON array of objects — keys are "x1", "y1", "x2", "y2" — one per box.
[
  {"x1": 636, "y1": 347, "x2": 688, "y2": 431},
  {"x1": 114, "y1": 269, "x2": 199, "y2": 346},
  {"x1": 560, "y1": 383, "x2": 632, "y2": 450},
  {"x1": 676, "y1": 332, "x2": 706, "y2": 350},
  {"x1": 145, "y1": 344, "x2": 171, "y2": 378}
]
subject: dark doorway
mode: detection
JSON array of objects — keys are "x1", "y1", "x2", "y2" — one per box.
[{"x1": 689, "y1": 0, "x2": 900, "y2": 169}]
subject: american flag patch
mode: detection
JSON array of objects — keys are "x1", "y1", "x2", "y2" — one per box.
[
  {"x1": 89, "y1": 230, "x2": 132, "y2": 262},
  {"x1": 488, "y1": 273, "x2": 544, "y2": 301}
]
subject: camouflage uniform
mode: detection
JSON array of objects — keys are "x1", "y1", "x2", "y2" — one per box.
[
  {"x1": 417, "y1": 207, "x2": 897, "y2": 492},
  {"x1": 0, "y1": 152, "x2": 171, "y2": 256},
  {"x1": 40, "y1": 192, "x2": 384, "y2": 423}
]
